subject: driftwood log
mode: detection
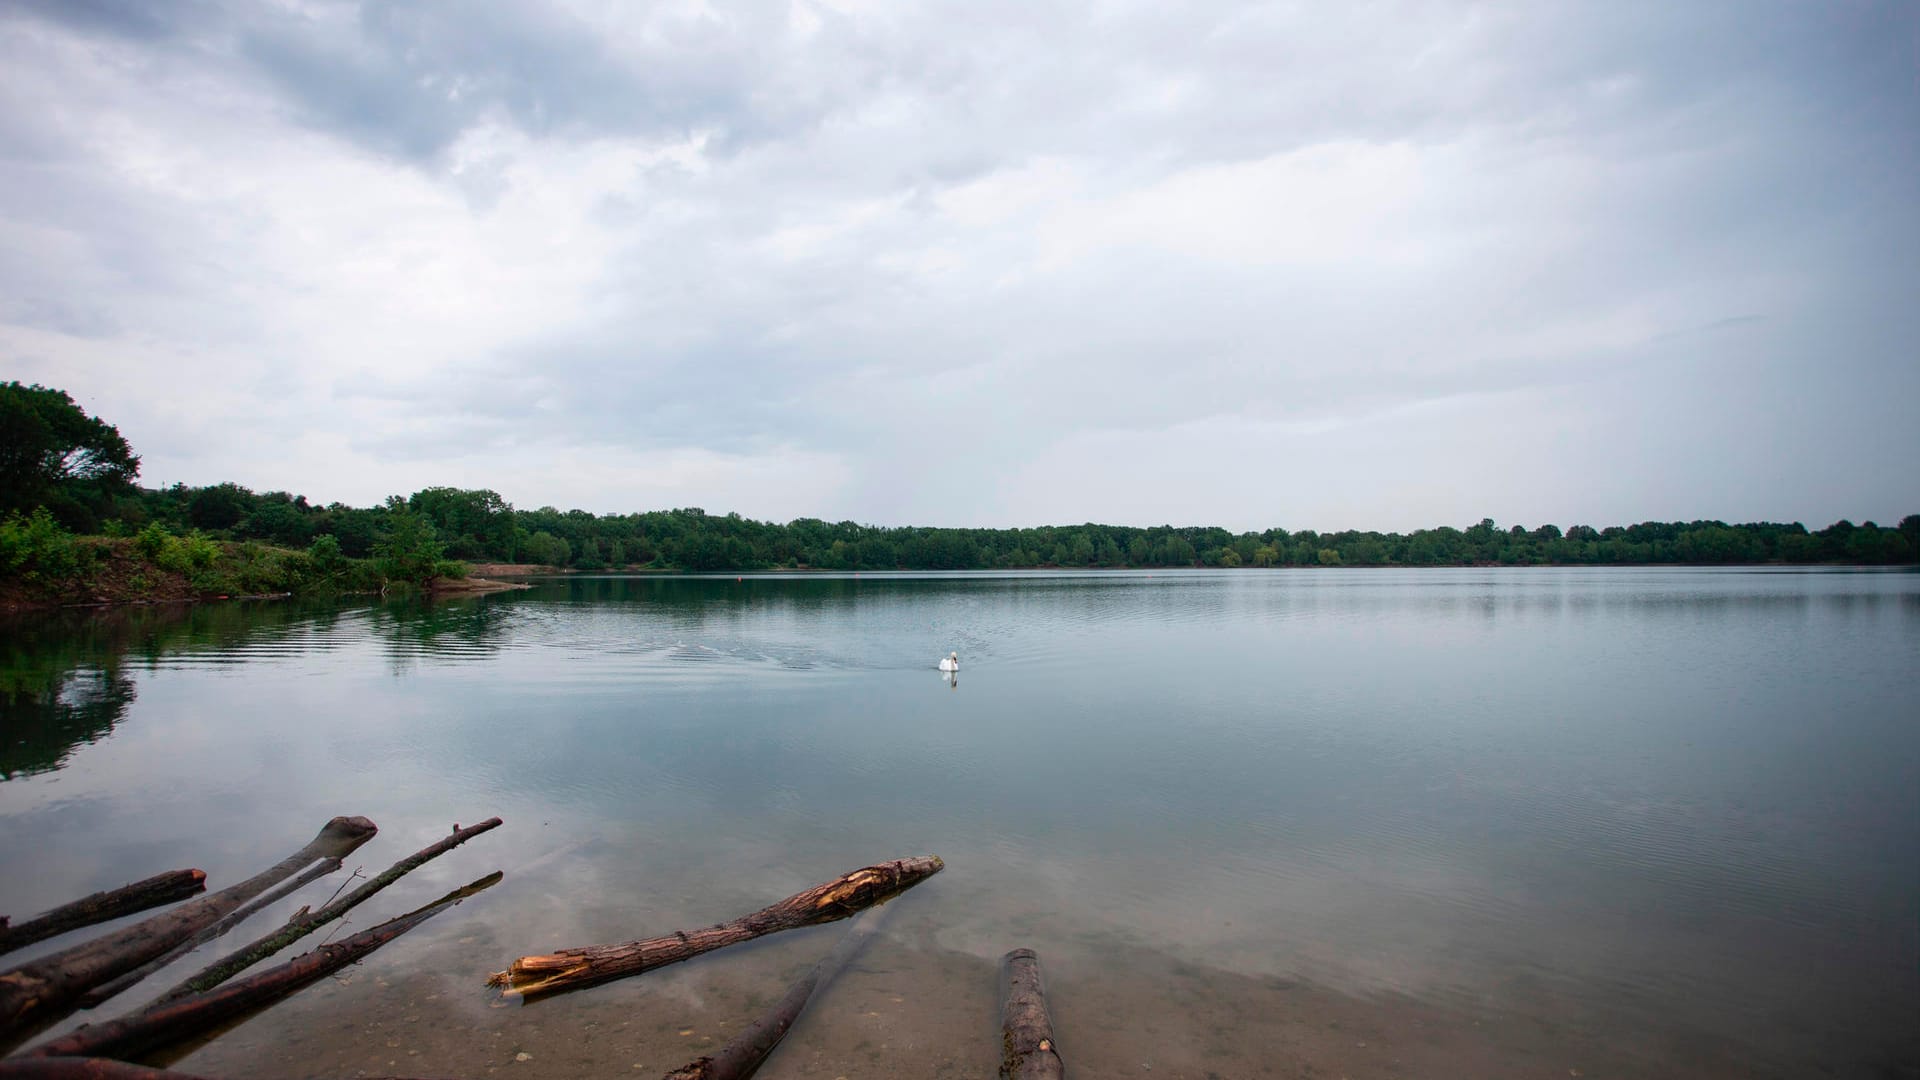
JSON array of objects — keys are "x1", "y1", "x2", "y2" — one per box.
[
  {"x1": 0, "y1": 1059, "x2": 457, "y2": 1080},
  {"x1": 78, "y1": 859, "x2": 345, "y2": 1010},
  {"x1": 23, "y1": 873, "x2": 500, "y2": 1063},
  {"x1": 151, "y1": 818, "x2": 503, "y2": 1006},
  {"x1": 663, "y1": 908, "x2": 888, "y2": 1080},
  {"x1": 0, "y1": 817, "x2": 378, "y2": 1051},
  {"x1": 999, "y1": 949, "x2": 1064, "y2": 1080},
  {"x1": 0, "y1": 873, "x2": 206, "y2": 959},
  {"x1": 488, "y1": 855, "x2": 944, "y2": 1000}
]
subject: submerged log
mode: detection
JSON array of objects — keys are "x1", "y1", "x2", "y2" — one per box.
[
  {"x1": 151, "y1": 818, "x2": 503, "y2": 1005},
  {"x1": 488, "y1": 855, "x2": 944, "y2": 1000},
  {"x1": 663, "y1": 908, "x2": 887, "y2": 1080},
  {"x1": 999, "y1": 949, "x2": 1064, "y2": 1080},
  {"x1": 24, "y1": 873, "x2": 500, "y2": 1064},
  {"x1": 0, "y1": 1059, "x2": 460, "y2": 1080},
  {"x1": 0, "y1": 817, "x2": 377, "y2": 1051},
  {"x1": 78, "y1": 859, "x2": 345, "y2": 1009},
  {"x1": 0, "y1": 872, "x2": 207, "y2": 959}
]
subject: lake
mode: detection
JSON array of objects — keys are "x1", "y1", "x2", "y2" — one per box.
[{"x1": 3, "y1": 568, "x2": 1916, "y2": 1078}]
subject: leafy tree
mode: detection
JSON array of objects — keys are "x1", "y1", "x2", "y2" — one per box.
[
  {"x1": 188, "y1": 483, "x2": 256, "y2": 531},
  {"x1": 373, "y1": 497, "x2": 445, "y2": 584},
  {"x1": 0, "y1": 382, "x2": 139, "y2": 528}
]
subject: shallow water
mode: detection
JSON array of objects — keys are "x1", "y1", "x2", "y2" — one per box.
[{"x1": 2, "y1": 569, "x2": 1916, "y2": 1077}]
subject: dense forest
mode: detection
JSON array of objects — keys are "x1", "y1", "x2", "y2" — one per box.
[
  {"x1": 4, "y1": 381, "x2": 1917, "y2": 582},
  {"x1": 113, "y1": 483, "x2": 1920, "y2": 570}
]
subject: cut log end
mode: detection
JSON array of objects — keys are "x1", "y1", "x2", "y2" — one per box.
[{"x1": 661, "y1": 1059, "x2": 716, "y2": 1080}]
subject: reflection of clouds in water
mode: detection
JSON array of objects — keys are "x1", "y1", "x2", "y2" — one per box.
[{"x1": 1, "y1": 569, "x2": 1916, "y2": 1076}]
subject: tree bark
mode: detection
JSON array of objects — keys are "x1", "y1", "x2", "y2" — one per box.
[
  {"x1": 487, "y1": 855, "x2": 943, "y2": 1000},
  {"x1": 151, "y1": 818, "x2": 502, "y2": 1005},
  {"x1": 77, "y1": 859, "x2": 345, "y2": 1010},
  {"x1": 0, "y1": 1058, "x2": 459, "y2": 1080},
  {"x1": 999, "y1": 949, "x2": 1064, "y2": 1080},
  {"x1": 662, "y1": 908, "x2": 887, "y2": 1080},
  {"x1": 0, "y1": 873, "x2": 207, "y2": 958},
  {"x1": 22, "y1": 873, "x2": 499, "y2": 1064},
  {"x1": 0, "y1": 817, "x2": 377, "y2": 1052}
]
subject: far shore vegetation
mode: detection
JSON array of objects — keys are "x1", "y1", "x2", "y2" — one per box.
[{"x1": 3, "y1": 381, "x2": 1915, "y2": 609}]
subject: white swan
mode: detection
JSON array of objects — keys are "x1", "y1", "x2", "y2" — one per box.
[{"x1": 938, "y1": 651, "x2": 959, "y2": 672}]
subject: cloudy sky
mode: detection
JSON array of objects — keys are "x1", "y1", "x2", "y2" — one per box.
[{"x1": 2, "y1": 1, "x2": 1914, "y2": 531}]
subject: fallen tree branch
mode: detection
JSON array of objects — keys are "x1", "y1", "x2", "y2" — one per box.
[
  {"x1": 77, "y1": 859, "x2": 345, "y2": 1010},
  {"x1": 151, "y1": 818, "x2": 502, "y2": 1005},
  {"x1": 487, "y1": 855, "x2": 944, "y2": 1000},
  {"x1": 0, "y1": 817, "x2": 377, "y2": 1051},
  {"x1": 663, "y1": 907, "x2": 888, "y2": 1080},
  {"x1": 0, "y1": 1058, "x2": 459, "y2": 1080},
  {"x1": 23, "y1": 872, "x2": 500, "y2": 1064},
  {"x1": 999, "y1": 949, "x2": 1064, "y2": 1080},
  {"x1": 0, "y1": 873, "x2": 206, "y2": 958}
]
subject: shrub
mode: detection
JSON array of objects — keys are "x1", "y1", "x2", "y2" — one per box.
[
  {"x1": 134, "y1": 521, "x2": 171, "y2": 560},
  {"x1": 0, "y1": 508, "x2": 86, "y2": 581},
  {"x1": 307, "y1": 534, "x2": 345, "y2": 573}
]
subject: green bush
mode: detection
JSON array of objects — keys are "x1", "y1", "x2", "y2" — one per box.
[
  {"x1": 134, "y1": 521, "x2": 171, "y2": 560},
  {"x1": 432, "y1": 559, "x2": 470, "y2": 581},
  {"x1": 307, "y1": 534, "x2": 344, "y2": 573},
  {"x1": 0, "y1": 508, "x2": 87, "y2": 581}
]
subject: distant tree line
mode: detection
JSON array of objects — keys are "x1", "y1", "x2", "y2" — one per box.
[
  {"x1": 5, "y1": 382, "x2": 1916, "y2": 574},
  {"x1": 100, "y1": 485, "x2": 1920, "y2": 570}
]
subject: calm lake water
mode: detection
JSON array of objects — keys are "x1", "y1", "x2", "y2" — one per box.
[{"x1": 3, "y1": 569, "x2": 1917, "y2": 1078}]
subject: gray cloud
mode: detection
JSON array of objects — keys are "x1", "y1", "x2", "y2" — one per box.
[{"x1": 1, "y1": 0, "x2": 1914, "y2": 530}]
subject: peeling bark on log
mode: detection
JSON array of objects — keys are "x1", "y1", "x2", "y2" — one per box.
[
  {"x1": 78, "y1": 859, "x2": 345, "y2": 1010},
  {"x1": 488, "y1": 855, "x2": 943, "y2": 1000},
  {"x1": 663, "y1": 908, "x2": 887, "y2": 1080},
  {"x1": 151, "y1": 818, "x2": 502, "y2": 1005},
  {"x1": 999, "y1": 949, "x2": 1065, "y2": 1080},
  {"x1": 22, "y1": 873, "x2": 499, "y2": 1064},
  {"x1": 0, "y1": 817, "x2": 377, "y2": 1052},
  {"x1": 0, "y1": 873, "x2": 207, "y2": 958}
]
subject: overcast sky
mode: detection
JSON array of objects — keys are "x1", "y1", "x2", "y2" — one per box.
[{"x1": 2, "y1": 1, "x2": 1914, "y2": 532}]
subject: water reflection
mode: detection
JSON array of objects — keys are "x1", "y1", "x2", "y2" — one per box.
[{"x1": 0, "y1": 569, "x2": 1915, "y2": 1077}]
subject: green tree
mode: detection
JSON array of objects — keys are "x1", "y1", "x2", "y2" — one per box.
[
  {"x1": 0, "y1": 382, "x2": 140, "y2": 529},
  {"x1": 373, "y1": 497, "x2": 445, "y2": 584}
]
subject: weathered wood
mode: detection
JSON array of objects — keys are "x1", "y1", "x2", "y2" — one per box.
[
  {"x1": 663, "y1": 909, "x2": 887, "y2": 1080},
  {"x1": 151, "y1": 818, "x2": 502, "y2": 1005},
  {"x1": 0, "y1": 1059, "x2": 202, "y2": 1079},
  {"x1": 0, "y1": 817, "x2": 377, "y2": 1051},
  {"x1": 488, "y1": 855, "x2": 944, "y2": 1000},
  {"x1": 0, "y1": 1059, "x2": 458, "y2": 1080},
  {"x1": 23, "y1": 873, "x2": 499, "y2": 1063},
  {"x1": 999, "y1": 948, "x2": 1065, "y2": 1080},
  {"x1": 0, "y1": 872, "x2": 206, "y2": 958},
  {"x1": 78, "y1": 859, "x2": 345, "y2": 1009}
]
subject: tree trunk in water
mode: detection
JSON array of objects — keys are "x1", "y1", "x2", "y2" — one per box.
[
  {"x1": 0, "y1": 1059, "x2": 458, "y2": 1080},
  {"x1": 662, "y1": 908, "x2": 887, "y2": 1080},
  {"x1": 0, "y1": 873, "x2": 207, "y2": 959},
  {"x1": 77, "y1": 859, "x2": 345, "y2": 1010},
  {"x1": 0, "y1": 817, "x2": 378, "y2": 1052},
  {"x1": 488, "y1": 855, "x2": 943, "y2": 1000},
  {"x1": 151, "y1": 818, "x2": 502, "y2": 1005},
  {"x1": 999, "y1": 949, "x2": 1064, "y2": 1080},
  {"x1": 22, "y1": 873, "x2": 499, "y2": 1064}
]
